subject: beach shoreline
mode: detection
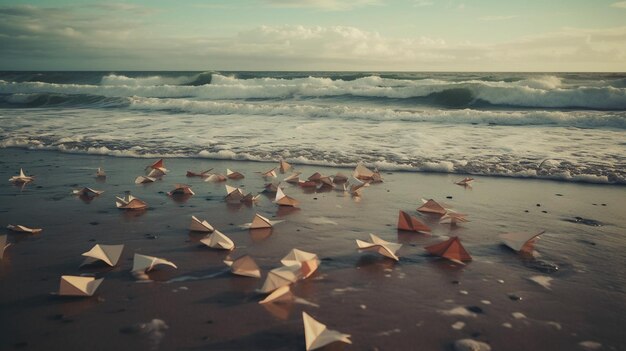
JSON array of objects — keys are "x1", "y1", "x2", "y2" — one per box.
[{"x1": 0, "y1": 148, "x2": 625, "y2": 350}]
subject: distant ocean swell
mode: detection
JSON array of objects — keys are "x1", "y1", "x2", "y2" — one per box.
[{"x1": 2, "y1": 73, "x2": 626, "y2": 109}]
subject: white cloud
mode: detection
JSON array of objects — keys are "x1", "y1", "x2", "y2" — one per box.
[
  {"x1": 261, "y1": 0, "x2": 382, "y2": 11},
  {"x1": 610, "y1": 1, "x2": 626, "y2": 9}
]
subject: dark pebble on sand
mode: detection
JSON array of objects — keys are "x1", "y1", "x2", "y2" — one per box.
[
  {"x1": 296, "y1": 229, "x2": 300, "y2": 232},
  {"x1": 158, "y1": 191, "x2": 164, "y2": 194},
  {"x1": 564, "y1": 217, "x2": 603, "y2": 227},
  {"x1": 206, "y1": 320, "x2": 214, "y2": 324},
  {"x1": 536, "y1": 204, "x2": 541, "y2": 207},
  {"x1": 89, "y1": 221, "x2": 99, "y2": 225},
  {"x1": 466, "y1": 306, "x2": 484, "y2": 314},
  {"x1": 452, "y1": 280, "x2": 461, "y2": 285},
  {"x1": 555, "y1": 193, "x2": 563, "y2": 196},
  {"x1": 446, "y1": 196, "x2": 453, "y2": 199},
  {"x1": 542, "y1": 211, "x2": 547, "y2": 213},
  {"x1": 601, "y1": 203, "x2": 607, "y2": 206},
  {"x1": 229, "y1": 223, "x2": 234, "y2": 226},
  {"x1": 36, "y1": 186, "x2": 43, "y2": 189},
  {"x1": 385, "y1": 224, "x2": 392, "y2": 226},
  {"x1": 313, "y1": 197, "x2": 318, "y2": 200},
  {"x1": 524, "y1": 210, "x2": 529, "y2": 213},
  {"x1": 508, "y1": 294, "x2": 522, "y2": 301},
  {"x1": 144, "y1": 234, "x2": 157, "y2": 240}
]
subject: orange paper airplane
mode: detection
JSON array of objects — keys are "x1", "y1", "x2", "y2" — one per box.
[
  {"x1": 9, "y1": 168, "x2": 34, "y2": 184},
  {"x1": 275, "y1": 187, "x2": 299, "y2": 207},
  {"x1": 168, "y1": 184, "x2": 195, "y2": 196},
  {"x1": 279, "y1": 160, "x2": 292, "y2": 173},
  {"x1": 397, "y1": 210, "x2": 431, "y2": 233},
  {"x1": 226, "y1": 169, "x2": 245, "y2": 180},
  {"x1": 500, "y1": 230, "x2": 545, "y2": 255},
  {"x1": 417, "y1": 198, "x2": 448, "y2": 215},
  {"x1": 425, "y1": 236, "x2": 472, "y2": 263},
  {"x1": 115, "y1": 194, "x2": 147, "y2": 210}
]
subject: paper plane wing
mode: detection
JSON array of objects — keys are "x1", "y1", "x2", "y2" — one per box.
[
  {"x1": 397, "y1": 210, "x2": 431, "y2": 233},
  {"x1": 303, "y1": 312, "x2": 352, "y2": 351},
  {"x1": 200, "y1": 230, "x2": 235, "y2": 250},
  {"x1": 81, "y1": 244, "x2": 124, "y2": 267},
  {"x1": 417, "y1": 199, "x2": 447, "y2": 215},
  {"x1": 225, "y1": 255, "x2": 261, "y2": 278},
  {"x1": 259, "y1": 285, "x2": 293, "y2": 304},
  {"x1": 132, "y1": 253, "x2": 177, "y2": 273},
  {"x1": 500, "y1": 231, "x2": 544, "y2": 253},
  {"x1": 59, "y1": 276, "x2": 104, "y2": 297},
  {"x1": 259, "y1": 265, "x2": 299, "y2": 293},
  {"x1": 190, "y1": 216, "x2": 214, "y2": 232}
]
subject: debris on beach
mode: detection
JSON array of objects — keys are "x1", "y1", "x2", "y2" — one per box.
[
  {"x1": 455, "y1": 177, "x2": 474, "y2": 187},
  {"x1": 203, "y1": 173, "x2": 227, "y2": 182},
  {"x1": 397, "y1": 210, "x2": 431, "y2": 233},
  {"x1": 186, "y1": 169, "x2": 212, "y2": 177},
  {"x1": 6, "y1": 224, "x2": 43, "y2": 234},
  {"x1": 189, "y1": 216, "x2": 215, "y2": 233},
  {"x1": 135, "y1": 176, "x2": 157, "y2": 184},
  {"x1": 417, "y1": 198, "x2": 448, "y2": 215},
  {"x1": 528, "y1": 275, "x2": 554, "y2": 290},
  {"x1": 257, "y1": 167, "x2": 277, "y2": 178},
  {"x1": 200, "y1": 230, "x2": 235, "y2": 250},
  {"x1": 353, "y1": 162, "x2": 383, "y2": 183},
  {"x1": 302, "y1": 312, "x2": 352, "y2": 351},
  {"x1": 259, "y1": 265, "x2": 300, "y2": 293},
  {"x1": 275, "y1": 187, "x2": 299, "y2": 207},
  {"x1": 9, "y1": 168, "x2": 34, "y2": 184},
  {"x1": 283, "y1": 172, "x2": 301, "y2": 184},
  {"x1": 500, "y1": 230, "x2": 545, "y2": 255},
  {"x1": 167, "y1": 184, "x2": 194, "y2": 196},
  {"x1": 281, "y1": 249, "x2": 320, "y2": 279},
  {"x1": 96, "y1": 167, "x2": 106, "y2": 178},
  {"x1": 440, "y1": 211, "x2": 470, "y2": 226},
  {"x1": 115, "y1": 194, "x2": 148, "y2": 210},
  {"x1": 81, "y1": 244, "x2": 124, "y2": 267},
  {"x1": 132, "y1": 254, "x2": 177, "y2": 274},
  {"x1": 58, "y1": 275, "x2": 104, "y2": 297},
  {"x1": 356, "y1": 234, "x2": 402, "y2": 261},
  {"x1": 224, "y1": 255, "x2": 261, "y2": 278},
  {"x1": 425, "y1": 237, "x2": 472, "y2": 264}
]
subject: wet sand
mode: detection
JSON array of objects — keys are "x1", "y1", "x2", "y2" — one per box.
[{"x1": 0, "y1": 148, "x2": 625, "y2": 351}]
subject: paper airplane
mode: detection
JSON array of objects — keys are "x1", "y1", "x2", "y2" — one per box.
[
  {"x1": 439, "y1": 212, "x2": 469, "y2": 226},
  {"x1": 308, "y1": 172, "x2": 323, "y2": 182},
  {"x1": 243, "y1": 213, "x2": 284, "y2": 229},
  {"x1": 283, "y1": 172, "x2": 301, "y2": 184},
  {"x1": 96, "y1": 167, "x2": 106, "y2": 178},
  {"x1": 200, "y1": 230, "x2": 235, "y2": 250},
  {"x1": 302, "y1": 312, "x2": 352, "y2": 351},
  {"x1": 147, "y1": 168, "x2": 166, "y2": 178},
  {"x1": 298, "y1": 180, "x2": 317, "y2": 188},
  {"x1": 9, "y1": 168, "x2": 34, "y2": 183},
  {"x1": 346, "y1": 177, "x2": 368, "y2": 196},
  {"x1": 258, "y1": 168, "x2": 277, "y2": 178},
  {"x1": 59, "y1": 276, "x2": 104, "y2": 297},
  {"x1": 81, "y1": 244, "x2": 124, "y2": 267},
  {"x1": 318, "y1": 176, "x2": 334, "y2": 187},
  {"x1": 356, "y1": 233, "x2": 402, "y2": 261},
  {"x1": 72, "y1": 187, "x2": 104, "y2": 197},
  {"x1": 281, "y1": 249, "x2": 320, "y2": 279},
  {"x1": 425, "y1": 236, "x2": 472, "y2": 263},
  {"x1": 204, "y1": 173, "x2": 227, "y2": 182},
  {"x1": 226, "y1": 169, "x2": 245, "y2": 180},
  {"x1": 353, "y1": 162, "x2": 383, "y2": 183},
  {"x1": 258, "y1": 265, "x2": 300, "y2": 293},
  {"x1": 186, "y1": 169, "x2": 213, "y2": 177},
  {"x1": 455, "y1": 177, "x2": 474, "y2": 186},
  {"x1": 263, "y1": 182, "x2": 281, "y2": 193},
  {"x1": 146, "y1": 159, "x2": 168, "y2": 173},
  {"x1": 0, "y1": 235, "x2": 10, "y2": 260},
  {"x1": 7, "y1": 224, "x2": 42, "y2": 234},
  {"x1": 115, "y1": 194, "x2": 148, "y2": 210},
  {"x1": 132, "y1": 253, "x2": 177, "y2": 273},
  {"x1": 275, "y1": 187, "x2": 299, "y2": 207},
  {"x1": 279, "y1": 160, "x2": 292, "y2": 173},
  {"x1": 224, "y1": 255, "x2": 261, "y2": 278},
  {"x1": 333, "y1": 173, "x2": 348, "y2": 184},
  {"x1": 168, "y1": 184, "x2": 195, "y2": 196},
  {"x1": 417, "y1": 198, "x2": 448, "y2": 215},
  {"x1": 241, "y1": 192, "x2": 261, "y2": 204},
  {"x1": 135, "y1": 175, "x2": 156, "y2": 184},
  {"x1": 397, "y1": 210, "x2": 431, "y2": 233},
  {"x1": 500, "y1": 230, "x2": 545, "y2": 254},
  {"x1": 259, "y1": 285, "x2": 293, "y2": 304},
  {"x1": 189, "y1": 215, "x2": 215, "y2": 232},
  {"x1": 225, "y1": 184, "x2": 245, "y2": 203}
]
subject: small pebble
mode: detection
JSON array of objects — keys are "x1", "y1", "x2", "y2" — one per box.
[
  {"x1": 542, "y1": 210, "x2": 547, "y2": 213},
  {"x1": 508, "y1": 293, "x2": 522, "y2": 301},
  {"x1": 89, "y1": 221, "x2": 99, "y2": 225},
  {"x1": 446, "y1": 196, "x2": 453, "y2": 199},
  {"x1": 536, "y1": 204, "x2": 541, "y2": 207},
  {"x1": 466, "y1": 306, "x2": 483, "y2": 314}
]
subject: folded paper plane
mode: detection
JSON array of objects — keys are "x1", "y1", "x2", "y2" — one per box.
[
  {"x1": 225, "y1": 184, "x2": 245, "y2": 203},
  {"x1": 189, "y1": 216, "x2": 214, "y2": 232},
  {"x1": 204, "y1": 173, "x2": 227, "y2": 182},
  {"x1": 500, "y1": 230, "x2": 545, "y2": 254},
  {"x1": 259, "y1": 265, "x2": 300, "y2": 293},
  {"x1": 356, "y1": 234, "x2": 402, "y2": 261},
  {"x1": 425, "y1": 236, "x2": 472, "y2": 263},
  {"x1": 319, "y1": 176, "x2": 334, "y2": 187},
  {"x1": 299, "y1": 180, "x2": 317, "y2": 188},
  {"x1": 146, "y1": 159, "x2": 168, "y2": 173},
  {"x1": 275, "y1": 187, "x2": 299, "y2": 207},
  {"x1": 147, "y1": 168, "x2": 166, "y2": 178},
  {"x1": 417, "y1": 198, "x2": 448, "y2": 215},
  {"x1": 135, "y1": 176, "x2": 156, "y2": 184},
  {"x1": 7, "y1": 224, "x2": 42, "y2": 234},
  {"x1": 226, "y1": 169, "x2": 245, "y2": 180},
  {"x1": 115, "y1": 194, "x2": 148, "y2": 210},
  {"x1": 132, "y1": 253, "x2": 177, "y2": 273},
  {"x1": 59, "y1": 275, "x2": 104, "y2": 297},
  {"x1": 244, "y1": 213, "x2": 284, "y2": 229},
  {"x1": 346, "y1": 177, "x2": 368, "y2": 197},
  {"x1": 81, "y1": 244, "x2": 124, "y2": 267},
  {"x1": 72, "y1": 187, "x2": 104, "y2": 197},
  {"x1": 224, "y1": 255, "x2": 261, "y2": 278},
  {"x1": 302, "y1": 312, "x2": 352, "y2": 351},
  {"x1": 455, "y1": 177, "x2": 474, "y2": 186},
  {"x1": 258, "y1": 168, "x2": 277, "y2": 178},
  {"x1": 283, "y1": 172, "x2": 301, "y2": 184},
  {"x1": 353, "y1": 162, "x2": 383, "y2": 183},
  {"x1": 96, "y1": 167, "x2": 106, "y2": 178},
  {"x1": 333, "y1": 173, "x2": 348, "y2": 184},
  {"x1": 0, "y1": 235, "x2": 10, "y2": 260},
  {"x1": 279, "y1": 160, "x2": 292, "y2": 173},
  {"x1": 281, "y1": 249, "x2": 320, "y2": 279},
  {"x1": 259, "y1": 285, "x2": 293, "y2": 304},
  {"x1": 308, "y1": 172, "x2": 323, "y2": 182},
  {"x1": 9, "y1": 168, "x2": 34, "y2": 184},
  {"x1": 200, "y1": 230, "x2": 235, "y2": 250},
  {"x1": 168, "y1": 184, "x2": 195, "y2": 196},
  {"x1": 397, "y1": 210, "x2": 431, "y2": 233},
  {"x1": 241, "y1": 192, "x2": 261, "y2": 204},
  {"x1": 263, "y1": 182, "x2": 280, "y2": 193},
  {"x1": 439, "y1": 212, "x2": 469, "y2": 226},
  {"x1": 186, "y1": 169, "x2": 213, "y2": 177}
]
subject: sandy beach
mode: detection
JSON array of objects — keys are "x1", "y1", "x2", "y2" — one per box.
[{"x1": 1, "y1": 148, "x2": 624, "y2": 350}]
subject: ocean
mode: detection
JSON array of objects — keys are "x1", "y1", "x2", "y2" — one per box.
[{"x1": 1, "y1": 71, "x2": 624, "y2": 184}]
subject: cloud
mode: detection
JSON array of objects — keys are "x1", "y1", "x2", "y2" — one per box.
[
  {"x1": 0, "y1": 4, "x2": 624, "y2": 71},
  {"x1": 479, "y1": 15, "x2": 518, "y2": 21},
  {"x1": 610, "y1": 1, "x2": 626, "y2": 9},
  {"x1": 261, "y1": 0, "x2": 382, "y2": 11}
]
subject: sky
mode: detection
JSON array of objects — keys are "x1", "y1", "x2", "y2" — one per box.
[{"x1": 0, "y1": 0, "x2": 625, "y2": 71}]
